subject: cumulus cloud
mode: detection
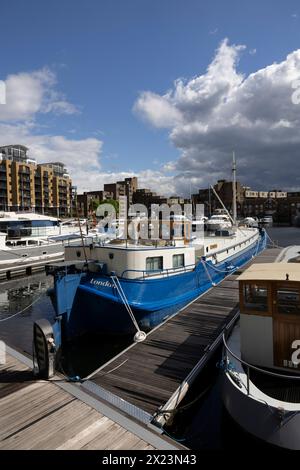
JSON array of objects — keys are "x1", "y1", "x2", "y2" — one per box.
[
  {"x1": 0, "y1": 66, "x2": 106, "y2": 193},
  {"x1": 0, "y1": 66, "x2": 178, "y2": 195},
  {"x1": 134, "y1": 91, "x2": 182, "y2": 128},
  {"x1": 134, "y1": 38, "x2": 300, "y2": 192},
  {"x1": 0, "y1": 68, "x2": 78, "y2": 121},
  {"x1": 0, "y1": 122, "x2": 103, "y2": 190}
]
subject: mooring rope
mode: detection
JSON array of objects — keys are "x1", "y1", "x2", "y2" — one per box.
[{"x1": 0, "y1": 292, "x2": 44, "y2": 322}]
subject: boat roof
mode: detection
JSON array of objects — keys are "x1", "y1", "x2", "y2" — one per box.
[
  {"x1": 0, "y1": 212, "x2": 59, "y2": 222},
  {"x1": 238, "y1": 262, "x2": 300, "y2": 282}
]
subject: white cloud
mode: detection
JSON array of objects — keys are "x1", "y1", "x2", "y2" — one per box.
[
  {"x1": 133, "y1": 91, "x2": 182, "y2": 128},
  {"x1": 0, "y1": 122, "x2": 103, "y2": 190},
  {"x1": 134, "y1": 39, "x2": 300, "y2": 192},
  {"x1": 0, "y1": 67, "x2": 106, "y2": 193},
  {"x1": 0, "y1": 68, "x2": 78, "y2": 121}
]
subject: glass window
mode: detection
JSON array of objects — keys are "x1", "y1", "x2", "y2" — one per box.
[
  {"x1": 276, "y1": 287, "x2": 300, "y2": 315},
  {"x1": 16, "y1": 240, "x2": 26, "y2": 246},
  {"x1": 173, "y1": 254, "x2": 184, "y2": 268},
  {"x1": 243, "y1": 283, "x2": 268, "y2": 312},
  {"x1": 146, "y1": 256, "x2": 163, "y2": 271}
]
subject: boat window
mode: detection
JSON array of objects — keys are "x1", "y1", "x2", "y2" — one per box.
[
  {"x1": 243, "y1": 283, "x2": 268, "y2": 312},
  {"x1": 146, "y1": 256, "x2": 163, "y2": 271},
  {"x1": 276, "y1": 287, "x2": 300, "y2": 315},
  {"x1": 16, "y1": 240, "x2": 26, "y2": 246},
  {"x1": 28, "y1": 240, "x2": 38, "y2": 245},
  {"x1": 173, "y1": 254, "x2": 184, "y2": 268}
]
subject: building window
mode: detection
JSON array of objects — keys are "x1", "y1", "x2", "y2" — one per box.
[
  {"x1": 173, "y1": 254, "x2": 184, "y2": 268},
  {"x1": 146, "y1": 256, "x2": 163, "y2": 271}
]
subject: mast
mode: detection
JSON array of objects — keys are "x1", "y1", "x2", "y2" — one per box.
[
  {"x1": 210, "y1": 185, "x2": 234, "y2": 226},
  {"x1": 232, "y1": 151, "x2": 237, "y2": 225}
]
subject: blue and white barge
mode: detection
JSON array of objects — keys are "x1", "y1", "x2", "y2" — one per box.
[{"x1": 46, "y1": 226, "x2": 267, "y2": 340}]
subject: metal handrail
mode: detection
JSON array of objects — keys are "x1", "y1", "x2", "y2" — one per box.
[
  {"x1": 223, "y1": 332, "x2": 300, "y2": 398},
  {"x1": 121, "y1": 263, "x2": 196, "y2": 279},
  {"x1": 207, "y1": 232, "x2": 260, "y2": 259}
]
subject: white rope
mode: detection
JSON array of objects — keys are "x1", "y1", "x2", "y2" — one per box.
[
  {"x1": 252, "y1": 236, "x2": 261, "y2": 258},
  {"x1": 110, "y1": 275, "x2": 141, "y2": 333},
  {"x1": 201, "y1": 257, "x2": 237, "y2": 274},
  {"x1": 265, "y1": 230, "x2": 284, "y2": 249},
  {"x1": 0, "y1": 293, "x2": 44, "y2": 322},
  {"x1": 200, "y1": 258, "x2": 216, "y2": 286}
]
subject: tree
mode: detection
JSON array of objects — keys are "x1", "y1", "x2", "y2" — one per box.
[
  {"x1": 98, "y1": 198, "x2": 119, "y2": 215},
  {"x1": 89, "y1": 199, "x2": 100, "y2": 212}
]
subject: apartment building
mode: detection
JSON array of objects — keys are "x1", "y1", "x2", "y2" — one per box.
[
  {"x1": 192, "y1": 179, "x2": 295, "y2": 222},
  {"x1": 0, "y1": 145, "x2": 73, "y2": 216},
  {"x1": 104, "y1": 177, "x2": 138, "y2": 205},
  {"x1": 77, "y1": 190, "x2": 114, "y2": 217}
]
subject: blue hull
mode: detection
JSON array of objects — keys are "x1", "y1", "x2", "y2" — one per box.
[{"x1": 51, "y1": 231, "x2": 267, "y2": 339}]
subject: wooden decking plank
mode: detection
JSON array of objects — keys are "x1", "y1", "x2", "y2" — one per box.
[{"x1": 0, "y1": 354, "x2": 168, "y2": 450}]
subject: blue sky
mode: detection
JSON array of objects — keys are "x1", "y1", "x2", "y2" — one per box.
[{"x1": 1, "y1": 0, "x2": 300, "y2": 193}]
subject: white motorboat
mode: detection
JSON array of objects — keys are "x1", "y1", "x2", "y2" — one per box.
[
  {"x1": 222, "y1": 251, "x2": 300, "y2": 450},
  {"x1": 206, "y1": 209, "x2": 232, "y2": 232},
  {"x1": 240, "y1": 217, "x2": 259, "y2": 228},
  {"x1": 0, "y1": 212, "x2": 85, "y2": 270}
]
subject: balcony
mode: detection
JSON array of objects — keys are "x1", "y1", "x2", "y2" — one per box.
[{"x1": 19, "y1": 168, "x2": 31, "y2": 175}]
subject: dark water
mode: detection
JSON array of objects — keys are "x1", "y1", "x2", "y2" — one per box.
[
  {"x1": 0, "y1": 226, "x2": 299, "y2": 449},
  {"x1": 0, "y1": 272, "x2": 132, "y2": 377}
]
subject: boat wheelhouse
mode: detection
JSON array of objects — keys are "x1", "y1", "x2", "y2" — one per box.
[
  {"x1": 239, "y1": 263, "x2": 300, "y2": 370},
  {"x1": 222, "y1": 261, "x2": 300, "y2": 450}
]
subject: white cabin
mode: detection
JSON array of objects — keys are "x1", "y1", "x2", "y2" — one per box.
[
  {"x1": 238, "y1": 263, "x2": 300, "y2": 372},
  {"x1": 65, "y1": 240, "x2": 197, "y2": 279}
]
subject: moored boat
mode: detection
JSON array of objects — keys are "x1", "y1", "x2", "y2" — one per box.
[
  {"x1": 46, "y1": 224, "x2": 267, "y2": 341},
  {"x1": 206, "y1": 209, "x2": 232, "y2": 232},
  {"x1": 222, "y1": 258, "x2": 300, "y2": 450},
  {"x1": 0, "y1": 212, "x2": 85, "y2": 270}
]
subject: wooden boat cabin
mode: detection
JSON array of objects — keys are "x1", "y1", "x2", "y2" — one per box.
[{"x1": 238, "y1": 263, "x2": 300, "y2": 372}]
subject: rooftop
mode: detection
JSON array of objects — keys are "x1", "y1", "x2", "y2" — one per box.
[{"x1": 238, "y1": 262, "x2": 300, "y2": 282}]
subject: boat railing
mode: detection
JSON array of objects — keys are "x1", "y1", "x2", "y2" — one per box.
[
  {"x1": 121, "y1": 263, "x2": 196, "y2": 279},
  {"x1": 222, "y1": 332, "x2": 300, "y2": 396},
  {"x1": 206, "y1": 231, "x2": 259, "y2": 260}
]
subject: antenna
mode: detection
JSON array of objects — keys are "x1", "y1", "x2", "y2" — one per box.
[{"x1": 232, "y1": 151, "x2": 237, "y2": 225}]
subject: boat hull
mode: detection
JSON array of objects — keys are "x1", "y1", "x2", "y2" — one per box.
[
  {"x1": 54, "y1": 231, "x2": 267, "y2": 339},
  {"x1": 222, "y1": 369, "x2": 300, "y2": 450}
]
